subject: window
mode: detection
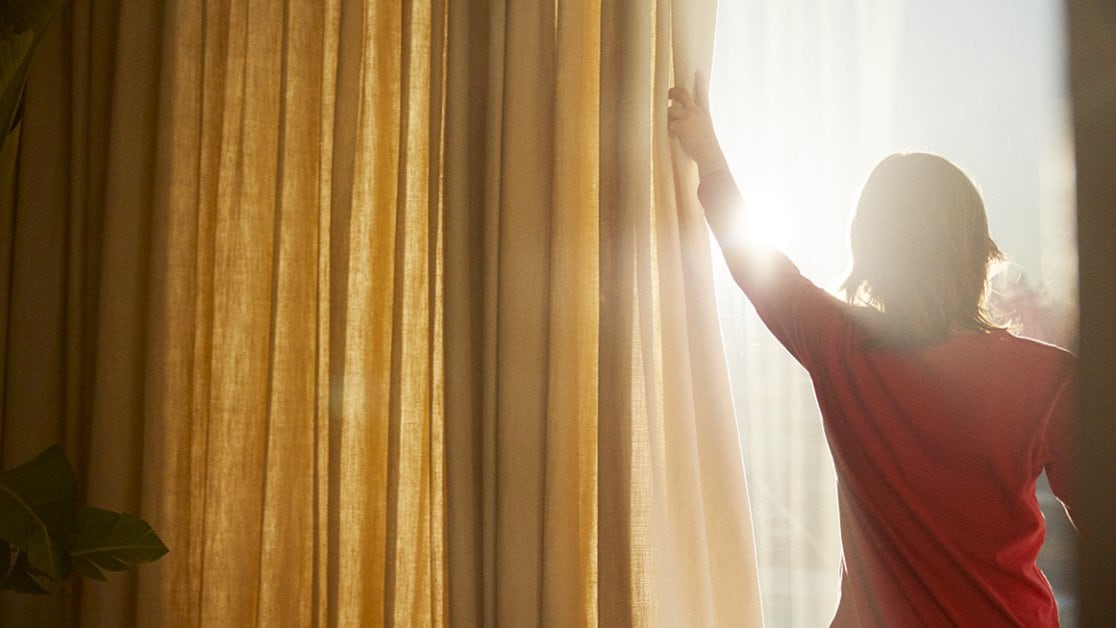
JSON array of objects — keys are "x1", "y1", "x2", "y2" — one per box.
[{"x1": 708, "y1": 2, "x2": 1077, "y2": 624}]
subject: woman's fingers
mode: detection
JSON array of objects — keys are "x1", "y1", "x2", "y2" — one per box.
[
  {"x1": 667, "y1": 86, "x2": 702, "y2": 142},
  {"x1": 668, "y1": 86, "x2": 696, "y2": 110},
  {"x1": 668, "y1": 85, "x2": 699, "y2": 125}
]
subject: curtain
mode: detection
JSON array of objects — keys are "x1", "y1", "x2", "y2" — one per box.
[
  {"x1": 0, "y1": 0, "x2": 760, "y2": 626},
  {"x1": 445, "y1": 0, "x2": 760, "y2": 625},
  {"x1": 0, "y1": 2, "x2": 165, "y2": 624}
]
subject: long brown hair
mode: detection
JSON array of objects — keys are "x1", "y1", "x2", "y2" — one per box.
[{"x1": 841, "y1": 153, "x2": 1003, "y2": 345}]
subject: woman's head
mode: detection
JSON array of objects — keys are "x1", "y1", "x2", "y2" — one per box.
[{"x1": 842, "y1": 153, "x2": 1003, "y2": 343}]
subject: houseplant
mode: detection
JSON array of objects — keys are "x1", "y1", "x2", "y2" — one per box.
[{"x1": 0, "y1": 446, "x2": 167, "y2": 593}]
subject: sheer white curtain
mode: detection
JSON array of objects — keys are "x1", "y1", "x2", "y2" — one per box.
[{"x1": 707, "y1": 4, "x2": 901, "y2": 624}]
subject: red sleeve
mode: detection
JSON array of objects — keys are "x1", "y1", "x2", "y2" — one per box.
[
  {"x1": 1040, "y1": 370, "x2": 1077, "y2": 528},
  {"x1": 697, "y1": 169, "x2": 854, "y2": 371}
]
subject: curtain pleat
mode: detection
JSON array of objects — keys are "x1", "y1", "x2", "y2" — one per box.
[
  {"x1": 546, "y1": 0, "x2": 601, "y2": 623},
  {"x1": 443, "y1": 1, "x2": 603, "y2": 624},
  {"x1": 598, "y1": 2, "x2": 654, "y2": 623},
  {"x1": 597, "y1": 0, "x2": 762, "y2": 625},
  {"x1": 140, "y1": 1, "x2": 207, "y2": 625},
  {"x1": 442, "y1": 0, "x2": 494, "y2": 623},
  {"x1": 82, "y1": 0, "x2": 164, "y2": 621},
  {"x1": 254, "y1": 0, "x2": 333, "y2": 623},
  {"x1": 334, "y1": 0, "x2": 446, "y2": 625}
]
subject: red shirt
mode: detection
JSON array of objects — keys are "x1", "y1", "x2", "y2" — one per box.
[{"x1": 698, "y1": 170, "x2": 1076, "y2": 627}]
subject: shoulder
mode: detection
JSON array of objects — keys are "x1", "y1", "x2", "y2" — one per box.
[
  {"x1": 989, "y1": 331, "x2": 1075, "y2": 371},
  {"x1": 970, "y1": 331, "x2": 1076, "y2": 405}
]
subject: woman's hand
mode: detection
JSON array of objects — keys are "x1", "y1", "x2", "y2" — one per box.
[{"x1": 668, "y1": 74, "x2": 728, "y2": 176}]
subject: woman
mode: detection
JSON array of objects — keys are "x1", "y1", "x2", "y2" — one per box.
[{"x1": 668, "y1": 81, "x2": 1076, "y2": 626}]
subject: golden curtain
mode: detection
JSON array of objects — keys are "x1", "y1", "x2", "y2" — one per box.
[{"x1": 0, "y1": 0, "x2": 759, "y2": 626}]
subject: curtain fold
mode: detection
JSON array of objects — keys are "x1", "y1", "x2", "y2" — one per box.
[
  {"x1": 1, "y1": 0, "x2": 759, "y2": 626},
  {"x1": 444, "y1": 2, "x2": 602, "y2": 624},
  {"x1": 598, "y1": 0, "x2": 762, "y2": 624}
]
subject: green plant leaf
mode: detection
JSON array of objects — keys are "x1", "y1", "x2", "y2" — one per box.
[
  {"x1": 68, "y1": 508, "x2": 168, "y2": 581},
  {"x1": 0, "y1": 548, "x2": 48, "y2": 594},
  {"x1": 0, "y1": 446, "x2": 75, "y2": 578}
]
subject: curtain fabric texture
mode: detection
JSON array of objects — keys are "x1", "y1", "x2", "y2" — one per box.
[{"x1": 0, "y1": 0, "x2": 759, "y2": 626}]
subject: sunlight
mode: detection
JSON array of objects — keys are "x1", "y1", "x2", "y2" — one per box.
[
  {"x1": 726, "y1": 183, "x2": 792, "y2": 252},
  {"x1": 709, "y1": 123, "x2": 855, "y2": 284}
]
